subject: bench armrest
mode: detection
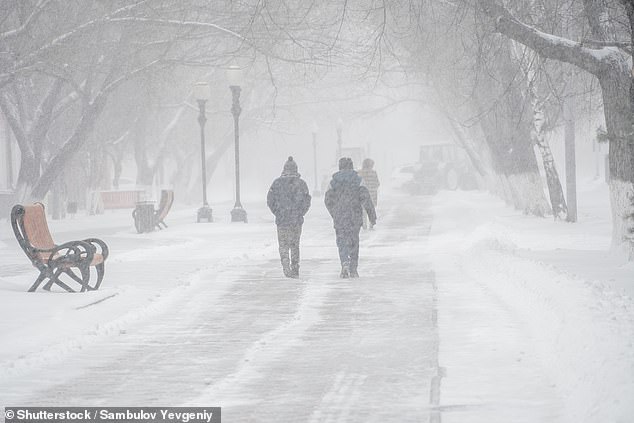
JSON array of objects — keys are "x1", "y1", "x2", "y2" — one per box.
[
  {"x1": 27, "y1": 242, "x2": 83, "y2": 261},
  {"x1": 48, "y1": 240, "x2": 95, "y2": 267},
  {"x1": 83, "y1": 238, "x2": 109, "y2": 261}
]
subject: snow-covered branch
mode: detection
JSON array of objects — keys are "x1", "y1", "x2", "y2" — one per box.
[
  {"x1": 580, "y1": 39, "x2": 632, "y2": 55},
  {"x1": 3, "y1": 2, "x2": 219, "y2": 78},
  {"x1": 106, "y1": 17, "x2": 247, "y2": 44},
  {"x1": 0, "y1": 0, "x2": 52, "y2": 41},
  {"x1": 99, "y1": 59, "x2": 163, "y2": 95},
  {"x1": 477, "y1": 0, "x2": 618, "y2": 76}
]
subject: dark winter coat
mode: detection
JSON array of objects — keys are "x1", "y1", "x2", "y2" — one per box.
[
  {"x1": 324, "y1": 169, "x2": 377, "y2": 230},
  {"x1": 267, "y1": 172, "x2": 311, "y2": 226}
]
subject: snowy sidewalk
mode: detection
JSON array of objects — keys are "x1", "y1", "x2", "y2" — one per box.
[
  {"x1": 1, "y1": 197, "x2": 438, "y2": 422},
  {"x1": 1, "y1": 188, "x2": 633, "y2": 422},
  {"x1": 0, "y1": 204, "x2": 278, "y2": 378},
  {"x1": 428, "y1": 187, "x2": 634, "y2": 422}
]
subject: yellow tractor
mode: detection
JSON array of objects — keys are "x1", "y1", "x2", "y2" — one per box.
[{"x1": 409, "y1": 143, "x2": 476, "y2": 195}]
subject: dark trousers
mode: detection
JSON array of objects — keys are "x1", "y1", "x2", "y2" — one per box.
[
  {"x1": 277, "y1": 225, "x2": 302, "y2": 274},
  {"x1": 335, "y1": 227, "x2": 360, "y2": 271}
]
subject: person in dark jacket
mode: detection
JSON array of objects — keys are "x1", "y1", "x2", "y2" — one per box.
[
  {"x1": 267, "y1": 156, "x2": 312, "y2": 278},
  {"x1": 324, "y1": 157, "x2": 377, "y2": 278}
]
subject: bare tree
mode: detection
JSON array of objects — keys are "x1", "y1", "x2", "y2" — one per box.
[{"x1": 475, "y1": 0, "x2": 634, "y2": 249}]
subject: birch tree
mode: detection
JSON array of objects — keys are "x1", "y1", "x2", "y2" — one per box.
[{"x1": 476, "y1": 0, "x2": 634, "y2": 248}]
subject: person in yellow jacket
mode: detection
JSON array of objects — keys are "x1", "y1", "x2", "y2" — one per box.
[{"x1": 357, "y1": 158, "x2": 380, "y2": 229}]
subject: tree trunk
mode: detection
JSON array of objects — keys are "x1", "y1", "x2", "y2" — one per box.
[
  {"x1": 599, "y1": 70, "x2": 634, "y2": 247},
  {"x1": 111, "y1": 154, "x2": 123, "y2": 189},
  {"x1": 3, "y1": 114, "x2": 14, "y2": 189},
  {"x1": 530, "y1": 86, "x2": 567, "y2": 219},
  {"x1": 133, "y1": 115, "x2": 155, "y2": 187},
  {"x1": 30, "y1": 96, "x2": 107, "y2": 200},
  {"x1": 474, "y1": 69, "x2": 550, "y2": 216},
  {"x1": 15, "y1": 151, "x2": 39, "y2": 202},
  {"x1": 511, "y1": 39, "x2": 568, "y2": 219},
  {"x1": 442, "y1": 110, "x2": 491, "y2": 178},
  {"x1": 536, "y1": 138, "x2": 567, "y2": 219},
  {"x1": 50, "y1": 178, "x2": 67, "y2": 220},
  {"x1": 479, "y1": 113, "x2": 550, "y2": 215}
]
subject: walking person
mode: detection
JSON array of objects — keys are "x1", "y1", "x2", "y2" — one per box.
[
  {"x1": 325, "y1": 157, "x2": 377, "y2": 278},
  {"x1": 267, "y1": 156, "x2": 312, "y2": 278},
  {"x1": 357, "y1": 158, "x2": 380, "y2": 229}
]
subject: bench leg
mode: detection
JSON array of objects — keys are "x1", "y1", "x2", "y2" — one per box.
[
  {"x1": 43, "y1": 268, "x2": 76, "y2": 292},
  {"x1": 42, "y1": 268, "x2": 61, "y2": 291},
  {"x1": 33, "y1": 265, "x2": 102, "y2": 293},
  {"x1": 93, "y1": 263, "x2": 106, "y2": 290},
  {"x1": 28, "y1": 273, "x2": 47, "y2": 292},
  {"x1": 79, "y1": 266, "x2": 92, "y2": 292},
  {"x1": 64, "y1": 266, "x2": 92, "y2": 292},
  {"x1": 132, "y1": 209, "x2": 143, "y2": 233},
  {"x1": 54, "y1": 278, "x2": 76, "y2": 293}
]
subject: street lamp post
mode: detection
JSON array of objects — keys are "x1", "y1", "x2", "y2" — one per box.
[
  {"x1": 336, "y1": 118, "x2": 343, "y2": 160},
  {"x1": 227, "y1": 65, "x2": 247, "y2": 223},
  {"x1": 194, "y1": 82, "x2": 213, "y2": 223},
  {"x1": 312, "y1": 122, "x2": 320, "y2": 196}
]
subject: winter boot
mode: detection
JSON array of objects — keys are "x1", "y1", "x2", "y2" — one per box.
[
  {"x1": 290, "y1": 264, "x2": 300, "y2": 279},
  {"x1": 340, "y1": 261, "x2": 350, "y2": 279},
  {"x1": 281, "y1": 258, "x2": 292, "y2": 278}
]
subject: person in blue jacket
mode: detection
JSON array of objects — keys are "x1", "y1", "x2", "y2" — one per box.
[{"x1": 324, "y1": 157, "x2": 377, "y2": 278}]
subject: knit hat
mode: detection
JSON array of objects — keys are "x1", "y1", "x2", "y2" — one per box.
[
  {"x1": 283, "y1": 156, "x2": 298, "y2": 174},
  {"x1": 362, "y1": 158, "x2": 374, "y2": 169},
  {"x1": 338, "y1": 157, "x2": 354, "y2": 170}
]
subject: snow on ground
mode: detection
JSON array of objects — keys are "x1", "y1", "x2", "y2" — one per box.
[
  {"x1": 0, "y1": 180, "x2": 632, "y2": 422},
  {"x1": 0, "y1": 203, "x2": 277, "y2": 379},
  {"x1": 429, "y1": 180, "x2": 634, "y2": 422},
  {"x1": 0, "y1": 198, "x2": 437, "y2": 422}
]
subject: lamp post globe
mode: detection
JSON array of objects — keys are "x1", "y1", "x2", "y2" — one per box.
[
  {"x1": 227, "y1": 65, "x2": 247, "y2": 223},
  {"x1": 194, "y1": 82, "x2": 213, "y2": 222}
]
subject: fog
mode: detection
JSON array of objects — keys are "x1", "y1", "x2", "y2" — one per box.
[
  {"x1": 0, "y1": 1, "x2": 618, "y2": 220},
  {"x1": 213, "y1": 100, "x2": 449, "y2": 203},
  {"x1": 1, "y1": 1, "x2": 634, "y2": 422}
]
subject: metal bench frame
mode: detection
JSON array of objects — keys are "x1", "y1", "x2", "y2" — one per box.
[
  {"x1": 11, "y1": 203, "x2": 109, "y2": 292},
  {"x1": 154, "y1": 190, "x2": 174, "y2": 230},
  {"x1": 132, "y1": 189, "x2": 174, "y2": 232}
]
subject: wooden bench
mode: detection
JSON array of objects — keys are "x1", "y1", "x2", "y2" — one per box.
[
  {"x1": 154, "y1": 189, "x2": 174, "y2": 230},
  {"x1": 132, "y1": 190, "x2": 174, "y2": 233},
  {"x1": 100, "y1": 190, "x2": 144, "y2": 209},
  {"x1": 11, "y1": 203, "x2": 109, "y2": 292}
]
